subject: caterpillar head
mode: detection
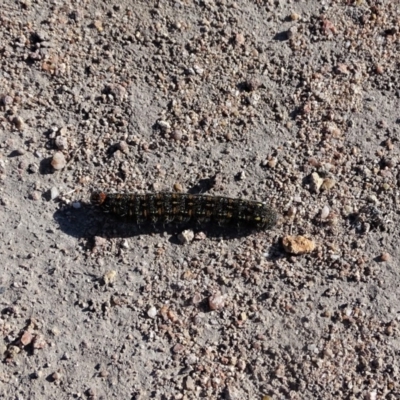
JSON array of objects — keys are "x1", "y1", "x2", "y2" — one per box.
[{"x1": 90, "y1": 191, "x2": 107, "y2": 206}]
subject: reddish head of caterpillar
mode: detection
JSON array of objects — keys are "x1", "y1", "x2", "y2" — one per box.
[{"x1": 90, "y1": 191, "x2": 107, "y2": 206}]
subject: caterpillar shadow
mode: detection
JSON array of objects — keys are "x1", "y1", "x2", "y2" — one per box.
[{"x1": 53, "y1": 203, "x2": 272, "y2": 243}]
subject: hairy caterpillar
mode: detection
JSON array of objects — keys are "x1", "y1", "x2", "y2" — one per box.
[{"x1": 90, "y1": 192, "x2": 277, "y2": 230}]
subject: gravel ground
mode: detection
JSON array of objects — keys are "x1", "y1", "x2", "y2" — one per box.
[{"x1": 1, "y1": 1, "x2": 400, "y2": 399}]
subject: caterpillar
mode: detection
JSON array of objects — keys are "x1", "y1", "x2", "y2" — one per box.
[{"x1": 90, "y1": 191, "x2": 277, "y2": 230}]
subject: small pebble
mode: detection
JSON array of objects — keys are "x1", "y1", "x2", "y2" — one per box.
[
  {"x1": 118, "y1": 141, "x2": 129, "y2": 154},
  {"x1": 186, "y1": 353, "x2": 198, "y2": 365},
  {"x1": 375, "y1": 64, "x2": 384, "y2": 74},
  {"x1": 15, "y1": 148, "x2": 25, "y2": 155},
  {"x1": 94, "y1": 20, "x2": 103, "y2": 32},
  {"x1": 235, "y1": 32, "x2": 245, "y2": 45},
  {"x1": 50, "y1": 187, "x2": 59, "y2": 200},
  {"x1": 178, "y1": 229, "x2": 194, "y2": 244},
  {"x1": 192, "y1": 293, "x2": 202, "y2": 304},
  {"x1": 167, "y1": 309, "x2": 179, "y2": 323},
  {"x1": 367, "y1": 195, "x2": 379, "y2": 204},
  {"x1": 237, "y1": 171, "x2": 246, "y2": 180},
  {"x1": 172, "y1": 343, "x2": 185, "y2": 354},
  {"x1": 287, "y1": 206, "x2": 297, "y2": 217},
  {"x1": 29, "y1": 191, "x2": 41, "y2": 201},
  {"x1": 55, "y1": 136, "x2": 68, "y2": 150},
  {"x1": 94, "y1": 236, "x2": 107, "y2": 249},
  {"x1": 32, "y1": 335, "x2": 46, "y2": 349},
  {"x1": 20, "y1": 330, "x2": 34, "y2": 346},
  {"x1": 291, "y1": 12, "x2": 301, "y2": 20},
  {"x1": 209, "y1": 291, "x2": 225, "y2": 311},
  {"x1": 51, "y1": 371, "x2": 62, "y2": 381},
  {"x1": 310, "y1": 172, "x2": 323, "y2": 193},
  {"x1": 13, "y1": 116, "x2": 25, "y2": 130},
  {"x1": 321, "y1": 178, "x2": 336, "y2": 191},
  {"x1": 28, "y1": 164, "x2": 39, "y2": 174},
  {"x1": 380, "y1": 252, "x2": 391, "y2": 262},
  {"x1": 0, "y1": 94, "x2": 13, "y2": 107},
  {"x1": 282, "y1": 235, "x2": 316, "y2": 255},
  {"x1": 157, "y1": 120, "x2": 170, "y2": 130},
  {"x1": 147, "y1": 306, "x2": 157, "y2": 318},
  {"x1": 103, "y1": 270, "x2": 117, "y2": 285},
  {"x1": 287, "y1": 25, "x2": 298, "y2": 39},
  {"x1": 268, "y1": 158, "x2": 278, "y2": 168},
  {"x1": 184, "y1": 376, "x2": 195, "y2": 391},
  {"x1": 172, "y1": 130, "x2": 182, "y2": 141},
  {"x1": 320, "y1": 205, "x2": 330, "y2": 219},
  {"x1": 51, "y1": 152, "x2": 66, "y2": 170},
  {"x1": 120, "y1": 239, "x2": 129, "y2": 249},
  {"x1": 194, "y1": 231, "x2": 207, "y2": 241},
  {"x1": 225, "y1": 131, "x2": 233, "y2": 141},
  {"x1": 174, "y1": 182, "x2": 183, "y2": 192}
]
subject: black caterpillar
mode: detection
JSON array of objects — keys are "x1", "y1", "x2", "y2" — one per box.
[{"x1": 90, "y1": 192, "x2": 277, "y2": 230}]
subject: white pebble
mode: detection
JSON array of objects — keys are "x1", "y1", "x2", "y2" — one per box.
[
  {"x1": 320, "y1": 205, "x2": 330, "y2": 219},
  {"x1": 50, "y1": 187, "x2": 59, "y2": 200},
  {"x1": 310, "y1": 172, "x2": 323, "y2": 193},
  {"x1": 51, "y1": 152, "x2": 66, "y2": 170},
  {"x1": 293, "y1": 195, "x2": 302, "y2": 203},
  {"x1": 178, "y1": 229, "x2": 194, "y2": 244},
  {"x1": 157, "y1": 120, "x2": 170, "y2": 130},
  {"x1": 121, "y1": 239, "x2": 130, "y2": 249},
  {"x1": 147, "y1": 306, "x2": 157, "y2": 318}
]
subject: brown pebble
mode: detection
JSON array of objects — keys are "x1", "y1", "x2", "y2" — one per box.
[
  {"x1": 174, "y1": 182, "x2": 183, "y2": 192},
  {"x1": 268, "y1": 157, "x2": 278, "y2": 168},
  {"x1": 321, "y1": 178, "x2": 336, "y2": 191},
  {"x1": 380, "y1": 252, "x2": 391, "y2": 262},
  {"x1": 282, "y1": 235, "x2": 316, "y2": 255},
  {"x1": 376, "y1": 64, "x2": 384, "y2": 74},
  {"x1": 51, "y1": 152, "x2": 66, "y2": 170},
  {"x1": 20, "y1": 330, "x2": 34, "y2": 346},
  {"x1": 167, "y1": 309, "x2": 179, "y2": 323}
]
